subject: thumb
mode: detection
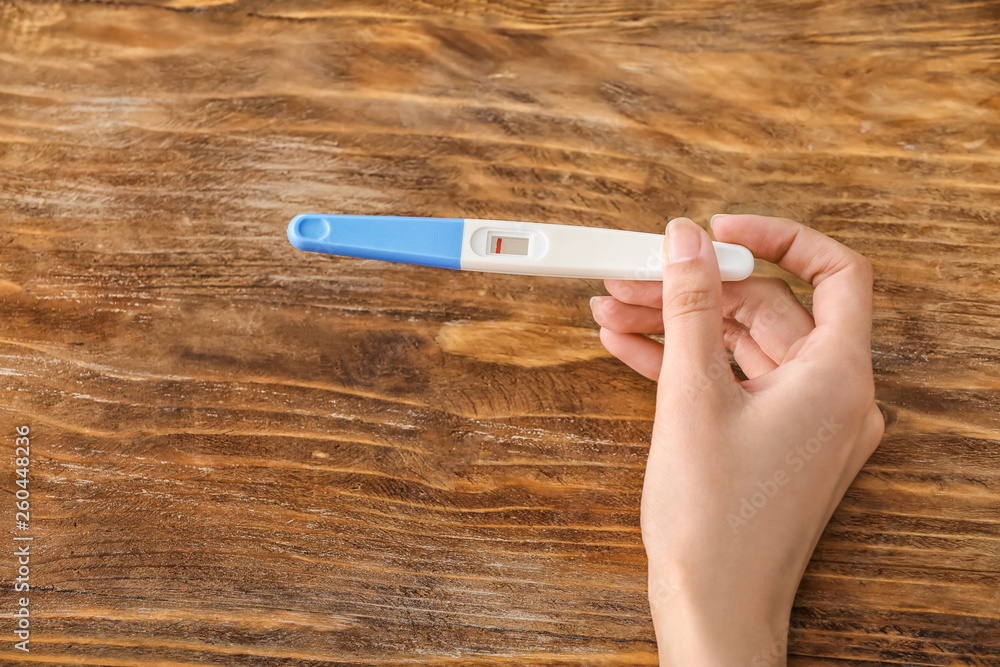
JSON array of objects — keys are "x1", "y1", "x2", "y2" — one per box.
[{"x1": 659, "y1": 217, "x2": 729, "y2": 389}]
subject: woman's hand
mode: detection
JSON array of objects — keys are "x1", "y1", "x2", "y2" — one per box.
[{"x1": 590, "y1": 214, "x2": 884, "y2": 666}]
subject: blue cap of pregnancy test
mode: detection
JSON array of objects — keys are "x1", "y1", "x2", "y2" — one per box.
[{"x1": 287, "y1": 214, "x2": 465, "y2": 270}]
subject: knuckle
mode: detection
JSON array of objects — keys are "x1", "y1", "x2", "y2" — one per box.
[
  {"x1": 721, "y1": 318, "x2": 749, "y2": 349},
  {"x1": 826, "y1": 248, "x2": 874, "y2": 287},
  {"x1": 868, "y1": 405, "x2": 886, "y2": 452},
  {"x1": 602, "y1": 297, "x2": 625, "y2": 318},
  {"x1": 595, "y1": 299, "x2": 623, "y2": 327},
  {"x1": 614, "y1": 280, "x2": 639, "y2": 303},
  {"x1": 726, "y1": 277, "x2": 798, "y2": 326},
  {"x1": 664, "y1": 285, "x2": 718, "y2": 318},
  {"x1": 829, "y1": 358, "x2": 877, "y2": 405},
  {"x1": 590, "y1": 301, "x2": 609, "y2": 327},
  {"x1": 854, "y1": 254, "x2": 875, "y2": 286},
  {"x1": 618, "y1": 280, "x2": 662, "y2": 307},
  {"x1": 765, "y1": 281, "x2": 798, "y2": 317},
  {"x1": 766, "y1": 276, "x2": 792, "y2": 294}
]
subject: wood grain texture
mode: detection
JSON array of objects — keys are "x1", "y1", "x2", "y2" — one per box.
[{"x1": 0, "y1": 0, "x2": 998, "y2": 664}]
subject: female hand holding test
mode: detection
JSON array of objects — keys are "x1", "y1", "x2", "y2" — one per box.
[{"x1": 590, "y1": 214, "x2": 885, "y2": 665}]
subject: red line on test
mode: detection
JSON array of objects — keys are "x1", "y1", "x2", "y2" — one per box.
[{"x1": 495, "y1": 238, "x2": 502, "y2": 253}]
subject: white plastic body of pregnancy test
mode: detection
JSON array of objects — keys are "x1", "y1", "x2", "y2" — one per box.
[
  {"x1": 460, "y1": 218, "x2": 754, "y2": 281},
  {"x1": 286, "y1": 214, "x2": 755, "y2": 281}
]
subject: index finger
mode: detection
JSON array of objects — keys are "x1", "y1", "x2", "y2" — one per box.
[
  {"x1": 710, "y1": 214, "x2": 874, "y2": 345},
  {"x1": 603, "y1": 279, "x2": 662, "y2": 308}
]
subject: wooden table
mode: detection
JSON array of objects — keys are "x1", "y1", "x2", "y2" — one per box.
[{"x1": 1, "y1": 1, "x2": 998, "y2": 664}]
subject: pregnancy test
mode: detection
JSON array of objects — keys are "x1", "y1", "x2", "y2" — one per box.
[{"x1": 286, "y1": 214, "x2": 754, "y2": 281}]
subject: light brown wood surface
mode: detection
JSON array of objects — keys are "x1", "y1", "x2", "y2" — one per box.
[{"x1": 1, "y1": 0, "x2": 998, "y2": 665}]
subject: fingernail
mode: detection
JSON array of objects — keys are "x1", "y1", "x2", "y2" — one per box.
[
  {"x1": 667, "y1": 217, "x2": 700, "y2": 263},
  {"x1": 590, "y1": 296, "x2": 600, "y2": 310},
  {"x1": 709, "y1": 213, "x2": 726, "y2": 229}
]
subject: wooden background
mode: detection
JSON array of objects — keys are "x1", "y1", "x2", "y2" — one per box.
[{"x1": 1, "y1": 0, "x2": 998, "y2": 664}]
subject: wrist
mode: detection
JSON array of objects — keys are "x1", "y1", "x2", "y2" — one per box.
[{"x1": 647, "y1": 565, "x2": 794, "y2": 667}]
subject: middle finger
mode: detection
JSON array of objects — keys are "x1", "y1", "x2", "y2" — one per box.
[{"x1": 599, "y1": 277, "x2": 814, "y2": 365}]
